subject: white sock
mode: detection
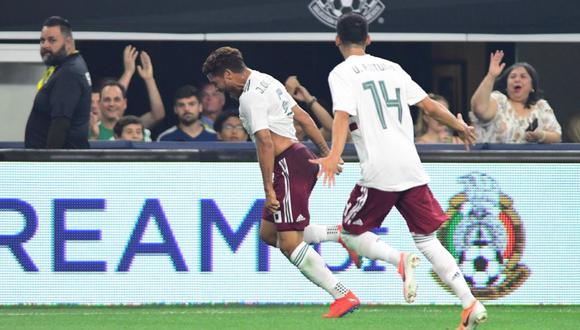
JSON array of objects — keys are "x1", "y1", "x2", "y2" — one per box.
[
  {"x1": 341, "y1": 231, "x2": 400, "y2": 267},
  {"x1": 303, "y1": 224, "x2": 340, "y2": 244},
  {"x1": 413, "y1": 233, "x2": 475, "y2": 308},
  {"x1": 289, "y1": 241, "x2": 349, "y2": 299}
]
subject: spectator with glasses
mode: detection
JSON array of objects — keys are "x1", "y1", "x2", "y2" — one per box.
[{"x1": 213, "y1": 110, "x2": 249, "y2": 142}]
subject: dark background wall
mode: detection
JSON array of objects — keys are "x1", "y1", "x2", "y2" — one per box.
[
  {"x1": 80, "y1": 40, "x2": 432, "y2": 138},
  {"x1": 65, "y1": 39, "x2": 576, "y2": 141}
]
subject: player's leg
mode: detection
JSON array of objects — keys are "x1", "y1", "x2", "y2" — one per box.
[
  {"x1": 259, "y1": 218, "x2": 278, "y2": 247},
  {"x1": 278, "y1": 230, "x2": 351, "y2": 300},
  {"x1": 270, "y1": 143, "x2": 359, "y2": 317},
  {"x1": 277, "y1": 229, "x2": 359, "y2": 318},
  {"x1": 339, "y1": 184, "x2": 420, "y2": 303},
  {"x1": 261, "y1": 219, "x2": 337, "y2": 250},
  {"x1": 260, "y1": 220, "x2": 358, "y2": 267},
  {"x1": 303, "y1": 223, "x2": 340, "y2": 243},
  {"x1": 397, "y1": 185, "x2": 486, "y2": 328},
  {"x1": 303, "y1": 224, "x2": 362, "y2": 268},
  {"x1": 413, "y1": 232, "x2": 486, "y2": 329}
]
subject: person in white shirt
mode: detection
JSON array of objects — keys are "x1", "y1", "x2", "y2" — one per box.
[
  {"x1": 311, "y1": 13, "x2": 485, "y2": 330},
  {"x1": 202, "y1": 46, "x2": 360, "y2": 318}
]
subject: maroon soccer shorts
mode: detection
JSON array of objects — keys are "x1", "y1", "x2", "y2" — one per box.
[
  {"x1": 262, "y1": 143, "x2": 319, "y2": 231},
  {"x1": 342, "y1": 184, "x2": 448, "y2": 235}
]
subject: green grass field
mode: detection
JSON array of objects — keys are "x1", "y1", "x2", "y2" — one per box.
[{"x1": 0, "y1": 305, "x2": 578, "y2": 330}]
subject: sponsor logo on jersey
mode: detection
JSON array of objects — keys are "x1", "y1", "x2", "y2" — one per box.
[
  {"x1": 434, "y1": 172, "x2": 529, "y2": 300},
  {"x1": 309, "y1": 0, "x2": 386, "y2": 28}
]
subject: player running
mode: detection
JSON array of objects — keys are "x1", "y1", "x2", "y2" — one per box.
[
  {"x1": 311, "y1": 13, "x2": 486, "y2": 329},
  {"x1": 202, "y1": 46, "x2": 360, "y2": 318}
]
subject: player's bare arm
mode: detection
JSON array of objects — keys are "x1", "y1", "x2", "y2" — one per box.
[
  {"x1": 309, "y1": 110, "x2": 350, "y2": 186},
  {"x1": 254, "y1": 128, "x2": 280, "y2": 214},
  {"x1": 416, "y1": 97, "x2": 476, "y2": 150},
  {"x1": 292, "y1": 105, "x2": 330, "y2": 156}
]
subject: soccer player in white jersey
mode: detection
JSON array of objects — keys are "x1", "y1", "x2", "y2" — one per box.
[
  {"x1": 202, "y1": 47, "x2": 360, "y2": 318},
  {"x1": 310, "y1": 13, "x2": 486, "y2": 330}
]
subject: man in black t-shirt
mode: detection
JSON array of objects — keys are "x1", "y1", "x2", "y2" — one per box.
[{"x1": 25, "y1": 16, "x2": 91, "y2": 149}]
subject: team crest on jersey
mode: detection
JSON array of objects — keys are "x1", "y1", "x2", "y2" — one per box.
[
  {"x1": 433, "y1": 172, "x2": 530, "y2": 300},
  {"x1": 308, "y1": 0, "x2": 386, "y2": 28}
]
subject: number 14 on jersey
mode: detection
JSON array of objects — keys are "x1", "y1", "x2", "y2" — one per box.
[{"x1": 362, "y1": 80, "x2": 403, "y2": 129}]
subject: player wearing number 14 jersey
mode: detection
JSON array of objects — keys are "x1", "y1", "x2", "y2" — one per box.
[{"x1": 311, "y1": 13, "x2": 486, "y2": 329}]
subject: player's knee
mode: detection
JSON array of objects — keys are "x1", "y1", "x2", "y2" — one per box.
[
  {"x1": 278, "y1": 238, "x2": 301, "y2": 258},
  {"x1": 259, "y1": 227, "x2": 277, "y2": 247},
  {"x1": 412, "y1": 232, "x2": 436, "y2": 245},
  {"x1": 340, "y1": 231, "x2": 359, "y2": 253}
]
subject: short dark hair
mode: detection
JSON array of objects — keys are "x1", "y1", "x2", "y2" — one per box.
[
  {"x1": 202, "y1": 47, "x2": 246, "y2": 76},
  {"x1": 100, "y1": 80, "x2": 127, "y2": 99},
  {"x1": 42, "y1": 16, "x2": 72, "y2": 38},
  {"x1": 494, "y1": 62, "x2": 543, "y2": 108},
  {"x1": 201, "y1": 81, "x2": 224, "y2": 93},
  {"x1": 213, "y1": 110, "x2": 241, "y2": 133},
  {"x1": 173, "y1": 85, "x2": 201, "y2": 105},
  {"x1": 337, "y1": 12, "x2": 368, "y2": 45},
  {"x1": 114, "y1": 115, "x2": 143, "y2": 138}
]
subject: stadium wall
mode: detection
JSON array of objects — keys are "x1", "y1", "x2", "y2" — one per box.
[{"x1": 1, "y1": 148, "x2": 579, "y2": 305}]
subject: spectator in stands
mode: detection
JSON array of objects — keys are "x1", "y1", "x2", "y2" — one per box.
[
  {"x1": 200, "y1": 82, "x2": 226, "y2": 132},
  {"x1": 415, "y1": 93, "x2": 462, "y2": 144},
  {"x1": 90, "y1": 89, "x2": 100, "y2": 121},
  {"x1": 564, "y1": 113, "x2": 580, "y2": 143},
  {"x1": 90, "y1": 46, "x2": 165, "y2": 140},
  {"x1": 25, "y1": 16, "x2": 91, "y2": 149},
  {"x1": 157, "y1": 85, "x2": 218, "y2": 141},
  {"x1": 113, "y1": 115, "x2": 145, "y2": 142},
  {"x1": 89, "y1": 85, "x2": 103, "y2": 140},
  {"x1": 284, "y1": 75, "x2": 334, "y2": 141},
  {"x1": 470, "y1": 50, "x2": 561, "y2": 143},
  {"x1": 213, "y1": 110, "x2": 249, "y2": 142}
]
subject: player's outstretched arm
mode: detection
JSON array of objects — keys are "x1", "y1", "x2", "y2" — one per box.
[
  {"x1": 309, "y1": 110, "x2": 349, "y2": 186},
  {"x1": 416, "y1": 97, "x2": 476, "y2": 150}
]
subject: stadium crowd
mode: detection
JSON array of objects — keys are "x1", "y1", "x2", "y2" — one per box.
[{"x1": 25, "y1": 16, "x2": 578, "y2": 148}]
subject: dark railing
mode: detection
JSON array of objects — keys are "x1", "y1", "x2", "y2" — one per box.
[{"x1": 1, "y1": 142, "x2": 580, "y2": 163}]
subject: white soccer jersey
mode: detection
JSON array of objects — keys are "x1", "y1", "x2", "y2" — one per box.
[
  {"x1": 238, "y1": 70, "x2": 297, "y2": 141},
  {"x1": 328, "y1": 54, "x2": 429, "y2": 191}
]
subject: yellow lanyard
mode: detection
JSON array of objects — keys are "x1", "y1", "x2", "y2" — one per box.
[{"x1": 36, "y1": 66, "x2": 56, "y2": 91}]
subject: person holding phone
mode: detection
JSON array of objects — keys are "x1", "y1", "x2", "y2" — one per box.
[{"x1": 470, "y1": 50, "x2": 561, "y2": 144}]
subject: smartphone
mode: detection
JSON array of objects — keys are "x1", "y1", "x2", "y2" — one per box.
[{"x1": 526, "y1": 118, "x2": 538, "y2": 132}]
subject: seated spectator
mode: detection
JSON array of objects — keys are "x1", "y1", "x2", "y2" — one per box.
[
  {"x1": 470, "y1": 50, "x2": 561, "y2": 143},
  {"x1": 285, "y1": 75, "x2": 334, "y2": 141},
  {"x1": 415, "y1": 93, "x2": 461, "y2": 144},
  {"x1": 213, "y1": 110, "x2": 249, "y2": 142},
  {"x1": 200, "y1": 82, "x2": 226, "y2": 132},
  {"x1": 564, "y1": 113, "x2": 580, "y2": 143},
  {"x1": 157, "y1": 85, "x2": 218, "y2": 141},
  {"x1": 90, "y1": 46, "x2": 165, "y2": 140},
  {"x1": 113, "y1": 115, "x2": 145, "y2": 142}
]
